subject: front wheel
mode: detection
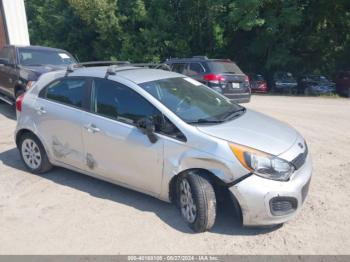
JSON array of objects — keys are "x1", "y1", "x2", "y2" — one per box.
[
  {"x1": 177, "y1": 173, "x2": 216, "y2": 232},
  {"x1": 19, "y1": 133, "x2": 52, "y2": 174}
]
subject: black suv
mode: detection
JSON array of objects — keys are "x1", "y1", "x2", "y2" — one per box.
[
  {"x1": 0, "y1": 45, "x2": 76, "y2": 104},
  {"x1": 165, "y1": 56, "x2": 251, "y2": 103}
]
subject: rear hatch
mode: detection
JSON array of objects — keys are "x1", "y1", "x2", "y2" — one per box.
[{"x1": 208, "y1": 60, "x2": 250, "y2": 94}]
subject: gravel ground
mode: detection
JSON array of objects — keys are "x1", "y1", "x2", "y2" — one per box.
[{"x1": 0, "y1": 95, "x2": 349, "y2": 255}]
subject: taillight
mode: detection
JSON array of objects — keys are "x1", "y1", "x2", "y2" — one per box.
[
  {"x1": 203, "y1": 74, "x2": 225, "y2": 82},
  {"x1": 16, "y1": 93, "x2": 25, "y2": 112},
  {"x1": 258, "y1": 82, "x2": 267, "y2": 90},
  {"x1": 244, "y1": 75, "x2": 250, "y2": 88}
]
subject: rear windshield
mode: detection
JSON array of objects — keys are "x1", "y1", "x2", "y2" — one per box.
[
  {"x1": 18, "y1": 48, "x2": 76, "y2": 66},
  {"x1": 274, "y1": 72, "x2": 295, "y2": 81},
  {"x1": 208, "y1": 61, "x2": 243, "y2": 74}
]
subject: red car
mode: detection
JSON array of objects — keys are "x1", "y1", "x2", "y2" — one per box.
[
  {"x1": 249, "y1": 74, "x2": 268, "y2": 93},
  {"x1": 335, "y1": 71, "x2": 350, "y2": 97}
]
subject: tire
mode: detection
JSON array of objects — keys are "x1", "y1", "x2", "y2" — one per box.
[
  {"x1": 19, "y1": 132, "x2": 52, "y2": 174},
  {"x1": 304, "y1": 87, "x2": 311, "y2": 96},
  {"x1": 15, "y1": 89, "x2": 25, "y2": 98},
  {"x1": 177, "y1": 173, "x2": 216, "y2": 232}
]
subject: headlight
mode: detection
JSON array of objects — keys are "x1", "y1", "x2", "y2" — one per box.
[{"x1": 229, "y1": 143, "x2": 294, "y2": 181}]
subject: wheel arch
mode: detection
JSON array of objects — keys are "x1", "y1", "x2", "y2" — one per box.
[
  {"x1": 168, "y1": 168, "x2": 243, "y2": 222},
  {"x1": 169, "y1": 168, "x2": 227, "y2": 204},
  {"x1": 16, "y1": 128, "x2": 33, "y2": 148}
]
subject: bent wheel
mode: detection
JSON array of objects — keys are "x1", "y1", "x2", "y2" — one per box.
[{"x1": 178, "y1": 173, "x2": 216, "y2": 232}]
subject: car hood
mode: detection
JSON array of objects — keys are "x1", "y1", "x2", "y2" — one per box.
[{"x1": 196, "y1": 109, "x2": 298, "y2": 156}]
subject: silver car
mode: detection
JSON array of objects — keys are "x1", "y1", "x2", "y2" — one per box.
[{"x1": 15, "y1": 65, "x2": 312, "y2": 232}]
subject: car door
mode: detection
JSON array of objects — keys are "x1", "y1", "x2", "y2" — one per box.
[
  {"x1": 0, "y1": 46, "x2": 18, "y2": 97},
  {"x1": 35, "y1": 77, "x2": 90, "y2": 170},
  {"x1": 81, "y1": 78, "x2": 164, "y2": 195}
]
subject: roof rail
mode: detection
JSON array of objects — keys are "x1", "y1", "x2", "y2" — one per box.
[
  {"x1": 104, "y1": 63, "x2": 171, "y2": 79},
  {"x1": 65, "y1": 60, "x2": 130, "y2": 76}
]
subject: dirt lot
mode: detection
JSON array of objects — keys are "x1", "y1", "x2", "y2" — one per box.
[{"x1": 0, "y1": 95, "x2": 349, "y2": 254}]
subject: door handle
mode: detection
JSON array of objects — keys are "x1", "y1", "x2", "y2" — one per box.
[
  {"x1": 36, "y1": 106, "x2": 46, "y2": 115},
  {"x1": 84, "y1": 123, "x2": 100, "y2": 133}
]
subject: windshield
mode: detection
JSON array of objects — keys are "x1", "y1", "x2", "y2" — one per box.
[
  {"x1": 309, "y1": 75, "x2": 329, "y2": 82},
  {"x1": 274, "y1": 72, "x2": 295, "y2": 81},
  {"x1": 18, "y1": 48, "x2": 76, "y2": 66},
  {"x1": 251, "y1": 74, "x2": 264, "y2": 81},
  {"x1": 139, "y1": 77, "x2": 244, "y2": 124},
  {"x1": 209, "y1": 61, "x2": 243, "y2": 74}
]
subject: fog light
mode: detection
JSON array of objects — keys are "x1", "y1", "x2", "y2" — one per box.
[{"x1": 269, "y1": 197, "x2": 297, "y2": 216}]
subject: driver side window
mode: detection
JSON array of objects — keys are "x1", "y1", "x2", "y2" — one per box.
[
  {"x1": 91, "y1": 79, "x2": 161, "y2": 126},
  {"x1": 91, "y1": 79, "x2": 186, "y2": 141},
  {"x1": 0, "y1": 47, "x2": 15, "y2": 64}
]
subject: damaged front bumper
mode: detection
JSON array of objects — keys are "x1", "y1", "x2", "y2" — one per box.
[{"x1": 229, "y1": 154, "x2": 312, "y2": 226}]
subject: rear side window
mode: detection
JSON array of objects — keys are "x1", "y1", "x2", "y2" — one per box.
[
  {"x1": 44, "y1": 78, "x2": 87, "y2": 108},
  {"x1": 91, "y1": 79, "x2": 160, "y2": 125},
  {"x1": 188, "y1": 63, "x2": 205, "y2": 76},
  {"x1": 171, "y1": 63, "x2": 186, "y2": 74}
]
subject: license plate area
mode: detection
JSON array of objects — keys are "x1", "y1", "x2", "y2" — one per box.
[{"x1": 230, "y1": 82, "x2": 240, "y2": 89}]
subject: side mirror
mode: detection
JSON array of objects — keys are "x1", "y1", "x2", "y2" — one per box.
[
  {"x1": 0, "y1": 58, "x2": 8, "y2": 66},
  {"x1": 136, "y1": 117, "x2": 158, "y2": 143}
]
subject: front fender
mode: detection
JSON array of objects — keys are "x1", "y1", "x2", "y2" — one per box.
[{"x1": 159, "y1": 139, "x2": 249, "y2": 202}]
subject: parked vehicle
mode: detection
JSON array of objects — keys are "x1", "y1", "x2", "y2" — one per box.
[
  {"x1": 272, "y1": 72, "x2": 298, "y2": 93},
  {"x1": 0, "y1": 45, "x2": 76, "y2": 105},
  {"x1": 298, "y1": 74, "x2": 335, "y2": 95},
  {"x1": 249, "y1": 74, "x2": 268, "y2": 93},
  {"x1": 15, "y1": 63, "x2": 312, "y2": 232},
  {"x1": 335, "y1": 71, "x2": 350, "y2": 97},
  {"x1": 165, "y1": 56, "x2": 251, "y2": 103}
]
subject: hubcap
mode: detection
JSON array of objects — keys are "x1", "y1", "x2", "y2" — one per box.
[
  {"x1": 179, "y1": 178, "x2": 197, "y2": 223},
  {"x1": 21, "y1": 139, "x2": 41, "y2": 169}
]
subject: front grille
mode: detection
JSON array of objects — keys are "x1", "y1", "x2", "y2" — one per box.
[
  {"x1": 291, "y1": 143, "x2": 308, "y2": 170},
  {"x1": 302, "y1": 178, "x2": 311, "y2": 203},
  {"x1": 270, "y1": 197, "x2": 298, "y2": 216}
]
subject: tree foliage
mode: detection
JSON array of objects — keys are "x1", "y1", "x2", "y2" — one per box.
[{"x1": 25, "y1": 0, "x2": 350, "y2": 76}]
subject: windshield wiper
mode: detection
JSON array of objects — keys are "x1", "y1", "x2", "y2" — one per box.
[
  {"x1": 23, "y1": 64, "x2": 44, "y2": 66},
  {"x1": 221, "y1": 107, "x2": 246, "y2": 121},
  {"x1": 187, "y1": 118, "x2": 224, "y2": 125}
]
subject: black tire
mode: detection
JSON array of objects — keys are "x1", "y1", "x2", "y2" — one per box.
[
  {"x1": 15, "y1": 89, "x2": 25, "y2": 98},
  {"x1": 177, "y1": 173, "x2": 216, "y2": 232},
  {"x1": 304, "y1": 87, "x2": 311, "y2": 96},
  {"x1": 19, "y1": 132, "x2": 52, "y2": 174}
]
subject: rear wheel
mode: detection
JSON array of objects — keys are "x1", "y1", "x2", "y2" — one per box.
[
  {"x1": 177, "y1": 173, "x2": 216, "y2": 232},
  {"x1": 15, "y1": 88, "x2": 25, "y2": 99},
  {"x1": 304, "y1": 87, "x2": 311, "y2": 96},
  {"x1": 19, "y1": 133, "x2": 52, "y2": 174}
]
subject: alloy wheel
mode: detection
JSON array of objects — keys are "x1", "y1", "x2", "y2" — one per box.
[
  {"x1": 21, "y1": 138, "x2": 42, "y2": 169},
  {"x1": 179, "y1": 178, "x2": 197, "y2": 223}
]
